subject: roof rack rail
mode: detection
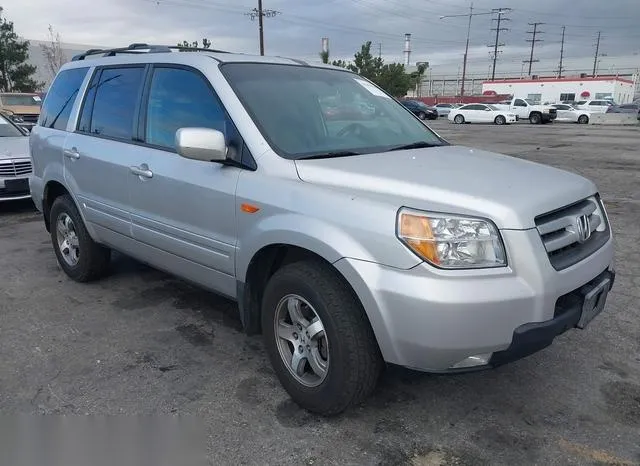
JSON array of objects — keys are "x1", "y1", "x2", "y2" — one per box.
[{"x1": 71, "y1": 43, "x2": 229, "y2": 61}]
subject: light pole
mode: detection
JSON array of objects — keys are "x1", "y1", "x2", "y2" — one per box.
[{"x1": 440, "y1": 3, "x2": 492, "y2": 97}]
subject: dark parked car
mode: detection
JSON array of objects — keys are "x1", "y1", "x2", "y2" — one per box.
[
  {"x1": 400, "y1": 99, "x2": 438, "y2": 120},
  {"x1": 606, "y1": 103, "x2": 640, "y2": 120}
]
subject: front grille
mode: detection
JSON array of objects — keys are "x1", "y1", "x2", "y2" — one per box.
[
  {"x1": 535, "y1": 196, "x2": 610, "y2": 271},
  {"x1": 0, "y1": 160, "x2": 32, "y2": 177}
]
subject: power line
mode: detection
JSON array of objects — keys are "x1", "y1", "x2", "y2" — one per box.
[
  {"x1": 488, "y1": 8, "x2": 511, "y2": 81},
  {"x1": 523, "y1": 22, "x2": 544, "y2": 76},
  {"x1": 557, "y1": 25, "x2": 566, "y2": 78}
]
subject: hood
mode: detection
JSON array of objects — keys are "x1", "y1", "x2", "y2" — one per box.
[
  {"x1": 0, "y1": 137, "x2": 30, "y2": 160},
  {"x1": 294, "y1": 145, "x2": 597, "y2": 230}
]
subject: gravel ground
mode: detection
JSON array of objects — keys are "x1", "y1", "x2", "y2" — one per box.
[{"x1": 1, "y1": 120, "x2": 639, "y2": 465}]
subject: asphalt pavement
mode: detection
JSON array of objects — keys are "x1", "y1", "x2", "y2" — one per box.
[{"x1": 0, "y1": 119, "x2": 638, "y2": 465}]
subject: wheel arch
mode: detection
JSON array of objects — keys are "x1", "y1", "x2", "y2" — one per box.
[
  {"x1": 237, "y1": 240, "x2": 379, "y2": 348},
  {"x1": 42, "y1": 180, "x2": 71, "y2": 232}
]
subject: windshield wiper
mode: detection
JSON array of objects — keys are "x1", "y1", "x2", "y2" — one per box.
[
  {"x1": 387, "y1": 141, "x2": 441, "y2": 152},
  {"x1": 297, "y1": 150, "x2": 362, "y2": 160}
]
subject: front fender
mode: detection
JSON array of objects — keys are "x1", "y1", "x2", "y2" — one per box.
[{"x1": 236, "y1": 212, "x2": 385, "y2": 281}]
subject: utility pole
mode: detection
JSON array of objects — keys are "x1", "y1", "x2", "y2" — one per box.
[
  {"x1": 592, "y1": 31, "x2": 601, "y2": 76},
  {"x1": 245, "y1": 0, "x2": 280, "y2": 55},
  {"x1": 439, "y1": 3, "x2": 493, "y2": 97},
  {"x1": 523, "y1": 22, "x2": 544, "y2": 76},
  {"x1": 558, "y1": 26, "x2": 566, "y2": 78},
  {"x1": 378, "y1": 42, "x2": 382, "y2": 59},
  {"x1": 488, "y1": 8, "x2": 511, "y2": 81}
]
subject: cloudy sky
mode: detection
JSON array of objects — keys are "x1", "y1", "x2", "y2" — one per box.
[{"x1": 4, "y1": 0, "x2": 640, "y2": 78}]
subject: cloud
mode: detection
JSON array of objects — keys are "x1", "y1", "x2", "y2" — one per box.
[{"x1": 4, "y1": 0, "x2": 639, "y2": 76}]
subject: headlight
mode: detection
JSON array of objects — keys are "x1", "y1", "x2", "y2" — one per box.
[{"x1": 396, "y1": 208, "x2": 506, "y2": 269}]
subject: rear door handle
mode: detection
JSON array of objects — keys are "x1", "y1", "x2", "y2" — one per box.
[
  {"x1": 129, "y1": 165, "x2": 153, "y2": 179},
  {"x1": 63, "y1": 148, "x2": 80, "y2": 160}
]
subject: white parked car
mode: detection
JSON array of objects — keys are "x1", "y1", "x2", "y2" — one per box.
[
  {"x1": 434, "y1": 103, "x2": 459, "y2": 117},
  {"x1": 550, "y1": 104, "x2": 591, "y2": 124},
  {"x1": 574, "y1": 100, "x2": 612, "y2": 113},
  {"x1": 448, "y1": 104, "x2": 517, "y2": 125}
]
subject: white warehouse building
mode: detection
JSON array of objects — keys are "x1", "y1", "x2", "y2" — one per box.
[{"x1": 482, "y1": 75, "x2": 637, "y2": 104}]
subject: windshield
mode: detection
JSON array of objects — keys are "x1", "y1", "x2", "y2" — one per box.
[
  {"x1": 220, "y1": 63, "x2": 445, "y2": 159},
  {"x1": 0, "y1": 114, "x2": 27, "y2": 136},
  {"x1": 524, "y1": 99, "x2": 539, "y2": 105},
  {"x1": 1, "y1": 94, "x2": 41, "y2": 107}
]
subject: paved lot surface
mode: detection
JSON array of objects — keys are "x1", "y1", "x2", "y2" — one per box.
[{"x1": 1, "y1": 120, "x2": 639, "y2": 465}]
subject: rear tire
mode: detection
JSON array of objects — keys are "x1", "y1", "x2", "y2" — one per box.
[
  {"x1": 494, "y1": 115, "x2": 506, "y2": 125},
  {"x1": 50, "y1": 195, "x2": 111, "y2": 282},
  {"x1": 453, "y1": 114, "x2": 465, "y2": 124},
  {"x1": 578, "y1": 114, "x2": 589, "y2": 124},
  {"x1": 529, "y1": 113, "x2": 542, "y2": 124},
  {"x1": 261, "y1": 260, "x2": 383, "y2": 415}
]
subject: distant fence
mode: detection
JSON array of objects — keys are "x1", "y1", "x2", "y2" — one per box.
[{"x1": 414, "y1": 95, "x2": 512, "y2": 105}]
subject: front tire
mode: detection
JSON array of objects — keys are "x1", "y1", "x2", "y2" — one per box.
[
  {"x1": 50, "y1": 194, "x2": 111, "y2": 282},
  {"x1": 578, "y1": 114, "x2": 589, "y2": 124},
  {"x1": 529, "y1": 112, "x2": 542, "y2": 124},
  {"x1": 494, "y1": 115, "x2": 506, "y2": 125},
  {"x1": 261, "y1": 260, "x2": 382, "y2": 415},
  {"x1": 453, "y1": 114, "x2": 465, "y2": 124},
  {"x1": 417, "y1": 111, "x2": 427, "y2": 120}
]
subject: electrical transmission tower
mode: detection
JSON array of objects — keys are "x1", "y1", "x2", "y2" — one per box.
[
  {"x1": 245, "y1": 0, "x2": 280, "y2": 55},
  {"x1": 488, "y1": 8, "x2": 511, "y2": 81},
  {"x1": 523, "y1": 22, "x2": 544, "y2": 76}
]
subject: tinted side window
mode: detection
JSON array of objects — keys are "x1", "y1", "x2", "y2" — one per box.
[
  {"x1": 88, "y1": 67, "x2": 145, "y2": 140},
  {"x1": 144, "y1": 67, "x2": 226, "y2": 150},
  {"x1": 39, "y1": 67, "x2": 88, "y2": 130}
]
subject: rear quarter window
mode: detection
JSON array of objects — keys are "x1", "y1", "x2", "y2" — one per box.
[{"x1": 39, "y1": 67, "x2": 89, "y2": 130}]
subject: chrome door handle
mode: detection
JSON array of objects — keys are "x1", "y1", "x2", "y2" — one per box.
[
  {"x1": 63, "y1": 148, "x2": 80, "y2": 160},
  {"x1": 129, "y1": 165, "x2": 153, "y2": 179}
]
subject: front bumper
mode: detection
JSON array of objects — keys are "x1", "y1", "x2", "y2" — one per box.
[
  {"x1": 0, "y1": 177, "x2": 31, "y2": 201},
  {"x1": 334, "y1": 228, "x2": 615, "y2": 372}
]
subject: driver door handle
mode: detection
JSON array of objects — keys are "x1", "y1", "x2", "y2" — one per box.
[
  {"x1": 129, "y1": 165, "x2": 153, "y2": 179},
  {"x1": 63, "y1": 148, "x2": 80, "y2": 160}
]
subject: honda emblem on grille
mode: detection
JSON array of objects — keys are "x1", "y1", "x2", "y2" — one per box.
[{"x1": 575, "y1": 214, "x2": 591, "y2": 243}]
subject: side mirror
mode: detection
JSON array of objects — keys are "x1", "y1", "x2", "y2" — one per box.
[{"x1": 175, "y1": 128, "x2": 227, "y2": 162}]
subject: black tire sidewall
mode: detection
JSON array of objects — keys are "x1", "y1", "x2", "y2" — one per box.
[
  {"x1": 530, "y1": 113, "x2": 541, "y2": 124},
  {"x1": 261, "y1": 264, "x2": 368, "y2": 414},
  {"x1": 579, "y1": 115, "x2": 588, "y2": 124},
  {"x1": 50, "y1": 195, "x2": 100, "y2": 281}
]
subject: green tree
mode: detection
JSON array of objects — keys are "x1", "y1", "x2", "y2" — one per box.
[
  {"x1": 348, "y1": 41, "x2": 382, "y2": 80},
  {"x1": 329, "y1": 41, "x2": 417, "y2": 97},
  {"x1": 0, "y1": 7, "x2": 41, "y2": 92},
  {"x1": 319, "y1": 50, "x2": 329, "y2": 64},
  {"x1": 377, "y1": 63, "x2": 412, "y2": 98}
]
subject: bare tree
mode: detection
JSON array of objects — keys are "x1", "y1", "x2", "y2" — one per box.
[{"x1": 40, "y1": 25, "x2": 66, "y2": 80}]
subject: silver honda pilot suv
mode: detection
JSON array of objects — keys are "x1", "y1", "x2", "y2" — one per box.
[{"x1": 29, "y1": 44, "x2": 615, "y2": 415}]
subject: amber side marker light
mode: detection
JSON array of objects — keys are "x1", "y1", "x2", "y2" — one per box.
[{"x1": 241, "y1": 203, "x2": 260, "y2": 214}]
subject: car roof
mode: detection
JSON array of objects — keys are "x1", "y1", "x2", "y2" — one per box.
[{"x1": 62, "y1": 43, "x2": 340, "y2": 71}]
